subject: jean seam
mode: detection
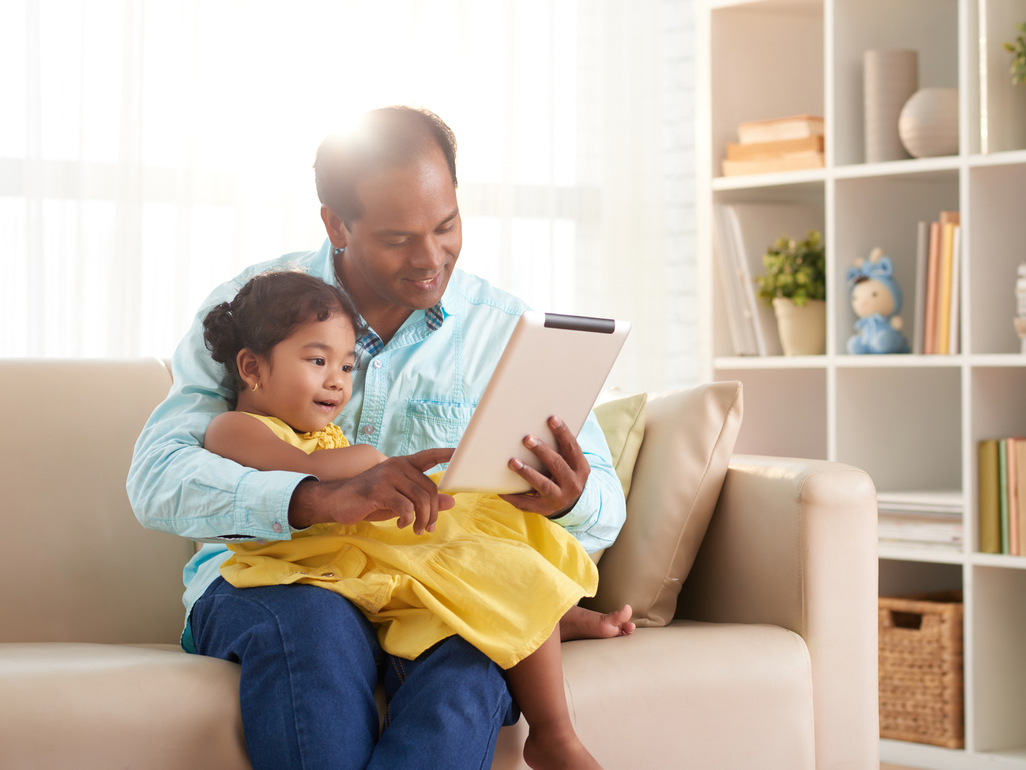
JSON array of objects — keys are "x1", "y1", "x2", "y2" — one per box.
[
  {"x1": 198, "y1": 591, "x2": 311, "y2": 770},
  {"x1": 390, "y1": 656, "x2": 406, "y2": 685},
  {"x1": 477, "y1": 663, "x2": 510, "y2": 770}
]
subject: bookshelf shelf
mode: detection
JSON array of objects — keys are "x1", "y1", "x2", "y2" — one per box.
[
  {"x1": 972, "y1": 552, "x2": 1026, "y2": 569},
  {"x1": 697, "y1": 0, "x2": 1026, "y2": 766},
  {"x1": 879, "y1": 544, "x2": 966, "y2": 564},
  {"x1": 712, "y1": 355, "x2": 827, "y2": 369},
  {"x1": 711, "y1": 167, "x2": 827, "y2": 190},
  {"x1": 835, "y1": 353, "x2": 967, "y2": 367},
  {"x1": 967, "y1": 148, "x2": 1026, "y2": 167},
  {"x1": 968, "y1": 354, "x2": 1026, "y2": 367},
  {"x1": 832, "y1": 155, "x2": 964, "y2": 179}
]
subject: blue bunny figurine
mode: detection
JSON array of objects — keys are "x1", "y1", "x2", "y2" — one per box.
[{"x1": 846, "y1": 248, "x2": 911, "y2": 355}]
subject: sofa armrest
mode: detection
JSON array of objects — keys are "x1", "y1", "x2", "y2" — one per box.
[{"x1": 676, "y1": 455, "x2": 879, "y2": 770}]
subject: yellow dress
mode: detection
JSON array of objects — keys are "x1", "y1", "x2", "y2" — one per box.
[{"x1": 220, "y1": 414, "x2": 598, "y2": 669}]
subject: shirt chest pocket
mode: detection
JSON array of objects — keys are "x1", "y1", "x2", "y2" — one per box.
[{"x1": 400, "y1": 400, "x2": 477, "y2": 459}]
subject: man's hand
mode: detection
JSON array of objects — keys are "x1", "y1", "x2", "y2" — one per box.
[
  {"x1": 499, "y1": 416, "x2": 589, "y2": 517},
  {"x1": 289, "y1": 448, "x2": 455, "y2": 535}
]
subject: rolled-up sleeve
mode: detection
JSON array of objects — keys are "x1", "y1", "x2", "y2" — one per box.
[
  {"x1": 126, "y1": 278, "x2": 308, "y2": 543},
  {"x1": 548, "y1": 411, "x2": 626, "y2": 553}
]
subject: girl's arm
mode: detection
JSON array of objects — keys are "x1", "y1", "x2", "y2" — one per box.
[{"x1": 204, "y1": 412, "x2": 386, "y2": 481}]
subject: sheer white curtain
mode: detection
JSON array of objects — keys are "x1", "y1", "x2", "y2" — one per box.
[{"x1": 1, "y1": 0, "x2": 690, "y2": 393}]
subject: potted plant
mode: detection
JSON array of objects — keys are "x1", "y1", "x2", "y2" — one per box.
[
  {"x1": 756, "y1": 230, "x2": 827, "y2": 355},
  {"x1": 1003, "y1": 22, "x2": 1026, "y2": 85}
]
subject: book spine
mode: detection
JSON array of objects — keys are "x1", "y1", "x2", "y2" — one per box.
[
  {"x1": 1018, "y1": 438, "x2": 1026, "y2": 556},
  {"x1": 979, "y1": 439, "x2": 1001, "y2": 553},
  {"x1": 924, "y1": 222, "x2": 941, "y2": 355},
  {"x1": 937, "y1": 223, "x2": 955, "y2": 355},
  {"x1": 713, "y1": 207, "x2": 756, "y2": 356},
  {"x1": 1000, "y1": 439, "x2": 1010, "y2": 554},
  {"x1": 949, "y1": 225, "x2": 961, "y2": 355},
  {"x1": 913, "y1": 221, "x2": 928, "y2": 355},
  {"x1": 1010, "y1": 438, "x2": 1020, "y2": 556},
  {"x1": 727, "y1": 207, "x2": 767, "y2": 356}
]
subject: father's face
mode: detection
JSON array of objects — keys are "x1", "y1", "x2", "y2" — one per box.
[{"x1": 343, "y1": 144, "x2": 462, "y2": 312}]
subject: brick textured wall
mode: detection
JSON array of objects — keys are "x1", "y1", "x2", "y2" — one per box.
[{"x1": 661, "y1": 0, "x2": 699, "y2": 387}]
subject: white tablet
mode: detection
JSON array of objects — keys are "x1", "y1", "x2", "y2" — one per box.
[{"x1": 437, "y1": 311, "x2": 631, "y2": 494}]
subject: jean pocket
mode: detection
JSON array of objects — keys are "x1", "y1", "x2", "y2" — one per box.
[{"x1": 400, "y1": 400, "x2": 476, "y2": 463}]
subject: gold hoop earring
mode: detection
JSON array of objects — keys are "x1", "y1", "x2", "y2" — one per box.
[{"x1": 252, "y1": 382, "x2": 259, "y2": 391}]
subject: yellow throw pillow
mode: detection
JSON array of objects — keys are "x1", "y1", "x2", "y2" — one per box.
[
  {"x1": 593, "y1": 391, "x2": 648, "y2": 500},
  {"x1": 588, "y1": 392, "x2": 647, "y2": 565}
]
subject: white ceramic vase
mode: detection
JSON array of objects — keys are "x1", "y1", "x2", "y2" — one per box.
[
  {"x1": 898, "y1": 87, "x2": 959, "y2": 158},
  {"x1": 773, "y1": 298, "x2": 826, "y2": 356},
  {"x1": 864, "y1": 49, "x2": 919, "y2": 163}
]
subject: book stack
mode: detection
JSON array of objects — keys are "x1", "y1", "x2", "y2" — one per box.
[
  {"x1": 910, "y1": 211, "x2": 962, "y2": 355},
  {"x1": 877, "y1": 491, "x2": 963, "y2": 551},
  {"x1": 721, "y1": 115, "x2": 825, "y2": 177},
  {"x1": 713, "y1": 203, "x2": 820, "y2": 356},
  {"x1": 978, "y1": 438, "x2": 1026, "y2": 555}
]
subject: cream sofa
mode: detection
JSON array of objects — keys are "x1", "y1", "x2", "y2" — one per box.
[{"x1": 0, "y1": 359, "x2": 879, "y2": 769}]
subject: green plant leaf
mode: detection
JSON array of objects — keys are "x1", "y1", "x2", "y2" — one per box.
[{"x1": 757, "y1": 229, "x2": 826, "y2": 307}]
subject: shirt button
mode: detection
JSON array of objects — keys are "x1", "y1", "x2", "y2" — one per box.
[
  {"x1": 272, "y1": 522, "x2": 283, "y2": 533},
  {"x1": 364, "y1": 425, "x2": 374, "y2": 435},
  {"x1": 372, "y1": 360, "x2": 383, "y2": 369}
]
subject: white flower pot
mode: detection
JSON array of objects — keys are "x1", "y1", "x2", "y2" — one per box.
[{"x1": 773, "y1": 298, "x2": 826, "y2": 356}]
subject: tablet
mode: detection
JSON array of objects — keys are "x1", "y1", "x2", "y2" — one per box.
[{"x1": 437, "y1": 311, "x2": 631, "y2": 494}]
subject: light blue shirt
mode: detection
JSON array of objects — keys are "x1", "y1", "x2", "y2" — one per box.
[{"x1": 127, "y1": 238, "x2": 626, "y2": 652}]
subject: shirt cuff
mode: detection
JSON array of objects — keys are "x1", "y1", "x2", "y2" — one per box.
[
  {"x1": 231, "y1": 469, "x2": 314, "y2": 540},
  {"x1": 547, "y1": 478, "x2": 599, "y2": 531}
]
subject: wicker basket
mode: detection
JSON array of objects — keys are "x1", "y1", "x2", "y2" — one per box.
[{"x1": 879, "y1": 591, "x2": 964, "y2": 748}]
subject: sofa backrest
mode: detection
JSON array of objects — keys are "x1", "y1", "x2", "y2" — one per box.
[{"x1": 0, "y1": 359, "x2": 193, "y2": 645}]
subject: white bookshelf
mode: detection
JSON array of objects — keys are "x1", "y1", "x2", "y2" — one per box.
[{"x1": 696, "y1": 1, "x2": 1026, "y2": 767}]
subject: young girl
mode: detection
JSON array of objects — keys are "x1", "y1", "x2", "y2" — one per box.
[{"x1": 201, "y1": 270, "x2": 628, "y2": 770}]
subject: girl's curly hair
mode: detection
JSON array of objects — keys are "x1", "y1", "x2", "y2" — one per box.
[{"x1": 202, "y1": 269, "x2": 364, "y2": 393}]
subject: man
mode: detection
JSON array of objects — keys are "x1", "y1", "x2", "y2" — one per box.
[{"x1": 127, "y1": 106, "x2": 625, "y2": 769}]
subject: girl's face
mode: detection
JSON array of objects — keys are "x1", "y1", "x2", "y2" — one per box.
[{"x1": 245, "y1": 313, "x2": 357, "y2": 433}]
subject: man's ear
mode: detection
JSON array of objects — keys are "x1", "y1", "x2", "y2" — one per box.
[
  {"x1": 321, "y1": 206, "x2": 349, "y2": 250},
  {"x1": 236, "y1": 349, "x2": 264, "y2": 391}
]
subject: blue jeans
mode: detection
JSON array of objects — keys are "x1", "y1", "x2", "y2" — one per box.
[{"x1": 191, "y1": 577, "x2": 519, "y2": 770}]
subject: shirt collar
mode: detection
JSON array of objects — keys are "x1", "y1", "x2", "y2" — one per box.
[{"x1": 331, "y1": 246, "x2": 447, "y2": 358}]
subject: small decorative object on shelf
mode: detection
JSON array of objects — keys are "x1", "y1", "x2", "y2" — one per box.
[
  {"x1": 720, "y1": 115, "x2": 825, "y2": 177},
  {"x1": 898, "y1": 88, "x2": 960, "y2": 158},
  {"x1": 864, "y1": 49, "x2": 918, "y2": 163},
  {"x1": 1015, "y1": 263, "x2": 1026, "y2": 354},
  {"x1": 1002, "y1": 22, "x2": 1026, "y2": 86},
  {"x1": 846, "y1": 248, "x2": 911, "y2": 354},
  {"x1": 756, "y1": 230, "x2": 826, "y2": 355}
]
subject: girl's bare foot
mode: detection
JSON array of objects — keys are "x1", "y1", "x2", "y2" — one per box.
[
  {"x1": 523, "y1": 726, "x2": 603, "y2": 770},
  {"x1": 559, "y1": 604, "x2": 635, "y2": 642}
]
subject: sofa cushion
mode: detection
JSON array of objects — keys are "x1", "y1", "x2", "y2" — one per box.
[
  {"x1": 493, "y1": 621, "x2": 814, "y2": 770},
  {"x1": 584, "y1": 382, "x2": 743, "y2": 626},
  {"x1": 0, "y1": 359, "x2": 193, "y2": 645},
  {"x1": 0, "y1": 643, "x2": 249, "y2": 770}
]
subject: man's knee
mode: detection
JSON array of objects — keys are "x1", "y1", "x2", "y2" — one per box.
[{"x1": 194, "y1": 581, "x2": 379, "y2": 664}]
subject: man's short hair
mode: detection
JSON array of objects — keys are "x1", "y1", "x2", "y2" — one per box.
[{"x1": 314, "y1": 106, "x2": 458, "y2": 227}]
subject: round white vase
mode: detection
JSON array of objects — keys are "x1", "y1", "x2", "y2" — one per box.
[
  {"x1": 772, "y1": 298, "x2": 826, "y2": 356},
  {"x1": 898, "y1": 88, "x2": 959, "y2": 158}
]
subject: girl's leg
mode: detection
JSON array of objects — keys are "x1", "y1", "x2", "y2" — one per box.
[{"x1": 505, "y1": 630, "x2": 603, "y2": 770}]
